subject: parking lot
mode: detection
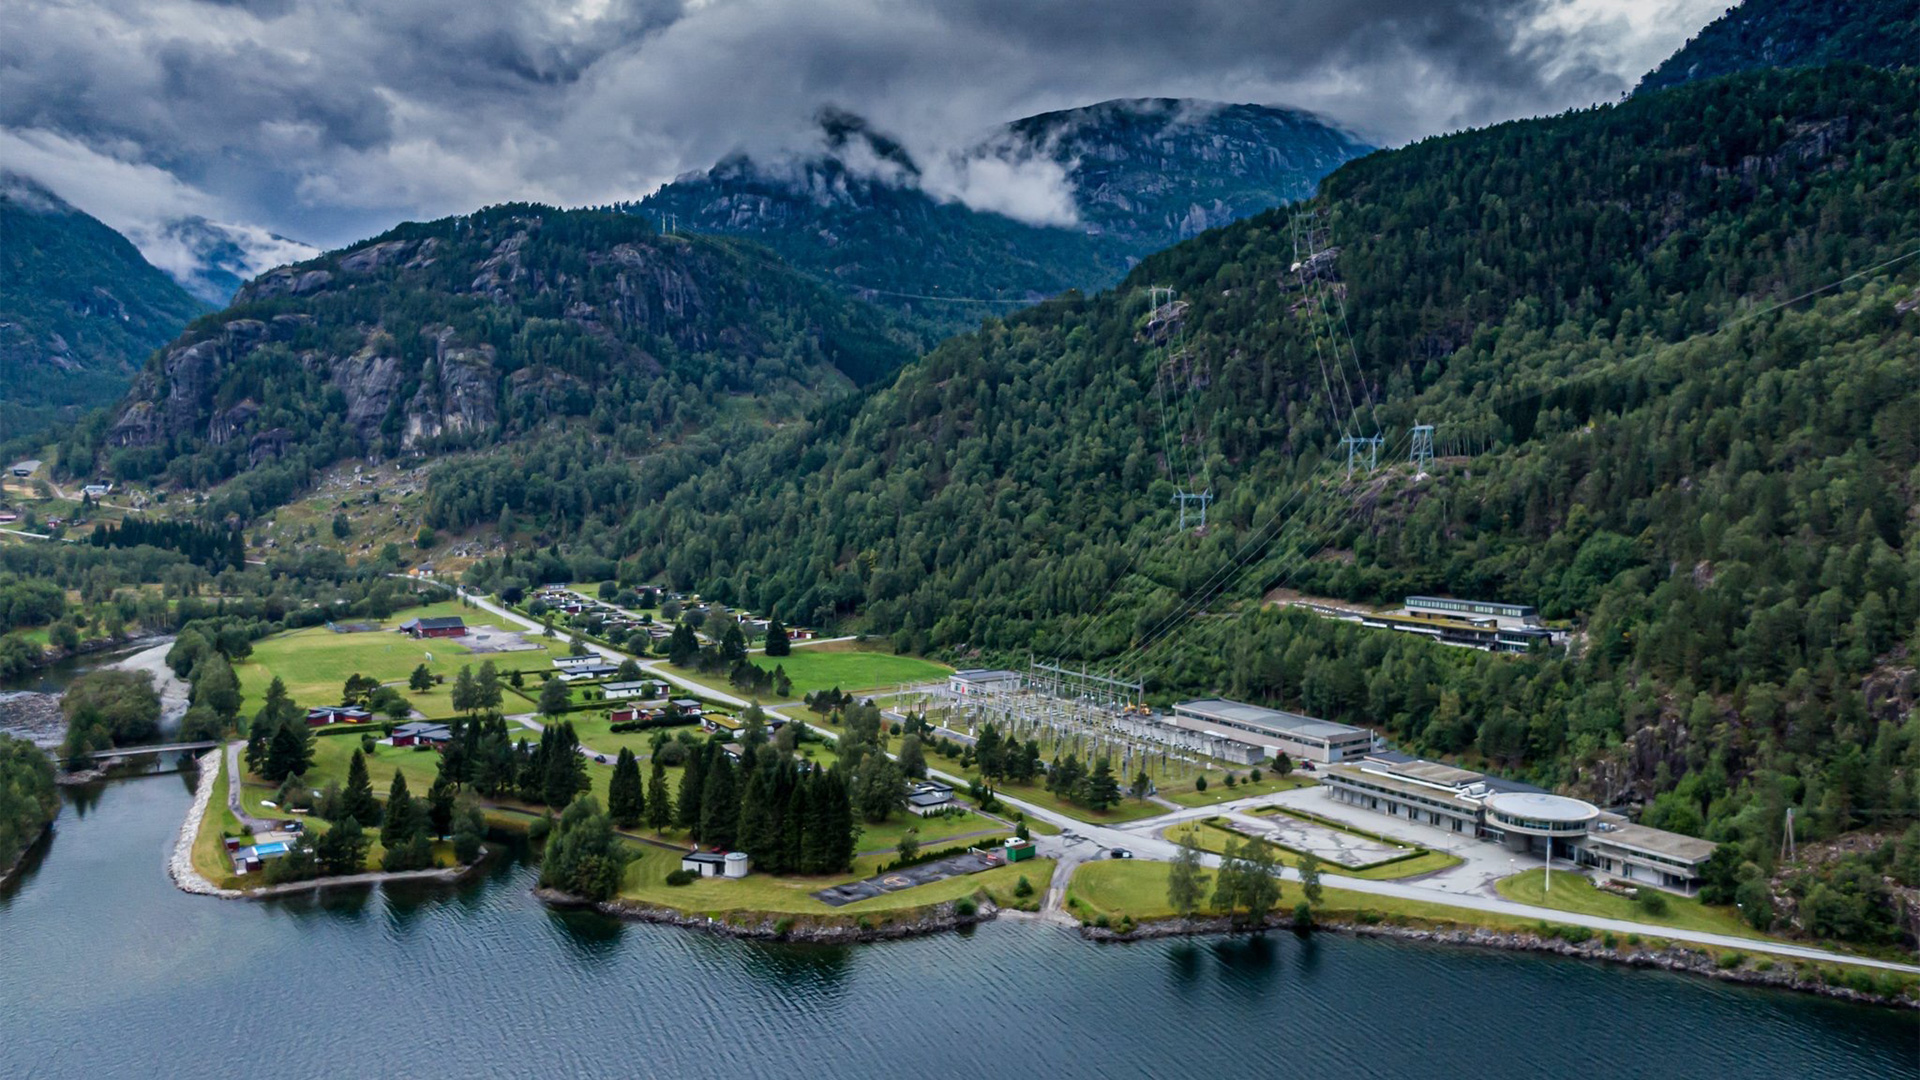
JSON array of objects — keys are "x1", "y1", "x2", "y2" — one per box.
[{"x1": 812, "y1": 848, "x2": 1006, "y2": 907}]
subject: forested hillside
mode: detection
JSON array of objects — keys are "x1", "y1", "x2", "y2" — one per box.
[
  {"x1": 458, "y1": 66, "x2": 1920, "y2": 905},
  {"x1": 1640, "y1": 0, "x2": 1919, "y2": 92},
  {"x1": 632, "y1": 100, "x2": 1367, "y2": 337},
  {"x1": 0, "y1": 174, "x2": 210, "y2": 439},
  {"x1": 59, "y1": 205, "x2": 910, "y2": 517}
]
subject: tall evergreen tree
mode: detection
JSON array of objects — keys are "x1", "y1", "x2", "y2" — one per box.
[
  {"x1": 381, "y1": 770, "x2": 416, "y2": 848},
  {"x1": 341, "y1": 748, "x2": 381, "y2": 826},
  {"x1": 608, "y1": 747, "x2": 644, "y2": 828},
  {"x1": 676, "y1": 742, "x2": 708, "y2": 834},
  {"x1": 262, "y1": 719, "x2": 314, "y2": 782},
  {"x1": 764, "y1": 618, "x2": 790, "y2": 656},
  {"x1": 700, "y1": 752, "x2": 739, "y2": 850},
  {"x1": 543, "y1": 722, "x2": 587, "y2": 808},
  {"x1": 426, "y1": 771, "x2": 457, "y2": 837},
  {"x1": 647, "y1": 758, "x2": 673, "y2": 833}
]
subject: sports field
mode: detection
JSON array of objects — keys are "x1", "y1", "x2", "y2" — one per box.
[{"x1": 234, "y1": 601, "x2": 574, "y2": 719}]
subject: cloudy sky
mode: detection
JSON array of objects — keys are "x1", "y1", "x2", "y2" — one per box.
[{"x1": 1, "y1": 0, "x2": 1724, "y2": 269}]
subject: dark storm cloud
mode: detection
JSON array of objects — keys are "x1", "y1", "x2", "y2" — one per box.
[{"x1": 0, "y1": 0, "x2": 1717, "y2": 260}]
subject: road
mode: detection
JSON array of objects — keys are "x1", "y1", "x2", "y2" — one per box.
[{"x1": 455, "y1": 587, "x2": 1920, "y2": 975}]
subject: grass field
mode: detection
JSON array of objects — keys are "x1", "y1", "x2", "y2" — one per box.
[
  {"x1": 616, "y1": 840, "x2": 1047, "y2": 919},
  {"x1": 234, "y1": 600, "x2": 574, "y2": 719},
  {"x1": 740, "y1": 640, "x2": 951, "y2": 696},
  {"x1": 1165, "y1": 819, "x2": 1463, "y2": 881},
  {"x1": 1069, "y1": 859, "x2": 1542, "y2": 931},
  {"x1": 1163, "y1": 773, "x2": 1316, "y2": 808},
  {"x1": 1494, "y1": 868, "x2": 1766, "y2": 940}
]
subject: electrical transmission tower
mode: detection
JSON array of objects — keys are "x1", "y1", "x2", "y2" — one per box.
[
  {"x1": 1172, "y1": 489, "x2": 1213, "y2": 530},
  {"x1": 1409, "y1": 424, "x2": 1435, "y2": 474},
  {"x1": 1340, "y1": 433, "x2": 1384, "y2": 477}
]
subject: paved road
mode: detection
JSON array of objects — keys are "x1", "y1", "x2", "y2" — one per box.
[
  {"x1": 225, "y1": 741, "x2": 282, "y2": 833},
  {"x1": 459, "y1": 587, "x2": 1920, "y2": 976}
]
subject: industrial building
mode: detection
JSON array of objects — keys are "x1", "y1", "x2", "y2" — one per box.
[
  {"x1": 1289, "y1": 600, "x2": 1554, "y2": 655},
  {"x1": 1405, "y1": 596, "x2": 1538, "y2": 622},
  {"x1": 1167, "y1": 699, "x2": 1377, "y2": 764},
  {"x1": 949, "y1": 669, "x2": 1023, "y2": 696},
  {"x1": 1319, "y1": 752, "x2": 1717, "y2": 893}
]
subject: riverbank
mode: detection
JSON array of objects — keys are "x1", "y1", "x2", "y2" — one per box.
[
  {"x1": 544, "y1": 887, "x2": 1002, "y2": 942},
  {"x1": 169, "y1": 747, "x2": 240, "y2": 898},
  {"x1": 109, "y1": 637, "x2": 187, "y2": 729}
]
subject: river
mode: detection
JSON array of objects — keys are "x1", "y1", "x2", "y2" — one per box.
[{"x1": 0, "y1": 776, "x2": 1913, "y2": 1080}]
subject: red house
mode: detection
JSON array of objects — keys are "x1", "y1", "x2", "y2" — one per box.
[
  {"x1": 305, "y1": 705, "x2": 372, "y2": 726},
  {"x1": 399, "y1": 616, "x2": 467, "y2": 639}
]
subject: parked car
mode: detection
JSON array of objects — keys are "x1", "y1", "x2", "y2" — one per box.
[
  {"x1": 1108, "y1": 848, "x2": 1133, "y2": 859},
  {"x1": 593, "y1": 755, "x2": 607, "y2": 764}
]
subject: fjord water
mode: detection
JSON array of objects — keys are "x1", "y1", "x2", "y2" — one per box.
[{"x1": 2, "y1": 777, "x2": 1913, "y2": 1080}]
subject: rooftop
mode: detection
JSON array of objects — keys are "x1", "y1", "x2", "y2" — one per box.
[
  {"x1": 952, "y1": 668, "x2": 1021, "y2": 681},
  {"x1": 1483, "y1": 791, "x2": 1600, "y2": 824},
  {"x1": 1591, "y1": 814, "x2": 1719, "y2": 863},
  {"x1": 1172, "y1": 698, "x2": 1369, "y2": 741}
]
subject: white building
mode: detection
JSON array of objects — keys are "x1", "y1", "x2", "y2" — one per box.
[
  {"x1": 948, "y1": 669, "x2": 1022, "y2": 696},
  {"x1": 1167, "y1": 699, "x2": 1377, "y2": 764}
]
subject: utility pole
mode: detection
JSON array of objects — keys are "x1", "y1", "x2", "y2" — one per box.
[{"x1": 1781, "y1": 806, "x2": 1796, "y2": 862}]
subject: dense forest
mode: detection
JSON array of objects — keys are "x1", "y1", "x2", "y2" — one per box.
[
  {"x1": 1639, "y1": 0, "x2": 1920, "y2": 93},
  {"x1": 54, "y1": 205, "x2": 911, "y2": 520},
  {"x1": 0, "y1": 733, "x2": 58, "y2": 873},
  {"x1": 0, "y1": 173, "x2": 209, "y2": 439},
  {"x1": 449, "y1": 66, "x2": 1920, "y2": 930}
]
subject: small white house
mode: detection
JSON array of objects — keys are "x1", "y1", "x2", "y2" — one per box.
[
  {"x1": 603, "y1": 679, "x2": 663, "y2": 700},
  {"x1": 949, "y1": 669, "x2": 1022, "y2": 696}
]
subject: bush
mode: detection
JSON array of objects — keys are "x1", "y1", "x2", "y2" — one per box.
[
  {"x1": 1717, "y1": 951, "x2": 1748, "y2": 970},
  {"x1": 1013, "y1": 875, "x2": 1034, "y2": 898},
  {"x1": 527, "y1": 817, "x2": 552, "y2": 843},
  {"x1": 1356, "y1": 909, "x2": 1382, "y2": 925},
  {"x1": 1635, "y1": 888, "x2": 1670, "y2": 917},
  {"x1": 1552, "y1": 925, "x2": 1593, "y2": 945},
  {"x1": 665, "y1": 868, "x2": 697, "y2": 887},
  {"x1": 953, "y1": 898, "x2": 977, "y2": 918},
  {"x1": 1194, "y1": 776, "x2": 1208, "y2": 792},
  {"x1": 1292, "y1": 901, "x2": 1313, "y2": 932}
]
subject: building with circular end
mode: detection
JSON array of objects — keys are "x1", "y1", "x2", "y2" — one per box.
[{"x1": 1482, "y1": 792, "x2": 1600, "y2": 857}]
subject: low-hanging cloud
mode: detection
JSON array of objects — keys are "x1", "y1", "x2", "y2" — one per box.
[{"x1": 0, "y1": 0, "x2": 1725, "y2": 267}]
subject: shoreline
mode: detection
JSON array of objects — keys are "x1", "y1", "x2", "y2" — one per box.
[
  {"x1": 168, "y1": 743, "x2": 487, "y2": 900},
  {"x1": 109, "y1": 637, "x2": 189, "y2": 729},
  {"x1": 542, "y1": 887, "x2": 1001, "y2": 943},
  {"x1": 1080, "y1": 915, "x2": 1920, "y2": 1011}
]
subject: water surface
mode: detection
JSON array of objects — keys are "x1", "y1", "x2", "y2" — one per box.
[{"x1": 1, "y1": 776, "x2": 1913, "y2": 1080}]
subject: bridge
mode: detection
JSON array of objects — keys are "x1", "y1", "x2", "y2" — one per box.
[{"x1": 69, "y1": 740, "x2": 222, "y2": 761}]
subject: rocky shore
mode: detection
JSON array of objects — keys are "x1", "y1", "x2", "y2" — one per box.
[
  {"x1": 168, "y1": 747, "x2": 241, "y2": 898},
  {"x1": 0, "y1": 690, "x2": 63, "y2": 748},
  {"x1": 542, "y1": 888, "x2": 1000, "y2": 942},
  {"x1": 1081, "y1": 915, "x2": 1919, "y2": 1010}
]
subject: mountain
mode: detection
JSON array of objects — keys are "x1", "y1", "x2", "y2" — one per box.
[
  {"x1": 498, "y1": 65, "x2": 1919, "y2": 924},
  {"x1": 139, "y1": 216, "x2": 320, "y2": 307},
  {"x1": 630, "y1": 100, "x2": 1369, "y2": 335},
  {"x1": 0, "y1": 173, "x2": 211, "y2": 439},
  {"x1": 68, "y1": 204, "x2": 909, "y2": 512},
  {"x1": 1639, "y1": 0, "x2": 1920, "y2": 92}
]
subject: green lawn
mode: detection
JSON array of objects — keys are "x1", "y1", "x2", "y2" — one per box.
[
  {"x1": 235, "y1": 601, "x2": 574, "y2": 719},
  {"x1": 564, "y1": 716, "x2": 702, "y2": 759},
  {"x1": 1162, "y1": 773, "x2": 1316, "y2": 807},
  {"x1": 616, "y1": 841, "x2": 1048, "y2": 919},
  {"x1": 1070, "y1": 859, "x2": 1553, "y2": 932},
  {"x1": 1494, "y1": 868, "x2": 1767, "y2": 940},
  {"x1": 854, "y1": 810, "x2": 1006, "y2": 855},
  {"x1": 1165, "y1": 819, "x2": 1462, "y2": 880},
  {"x1": 739, "y1": 640, "x2": 952, "y2": 696},
  {"x1": 960, "y1": 776, "x2": 1168, "y2": 825}
]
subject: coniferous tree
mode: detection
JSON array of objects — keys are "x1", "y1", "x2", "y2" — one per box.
[
  {"x1": 254, "y1": 676, "x2": 299, "y2": 733},
  {"x1": 451, "y1": 665, "x2": 477, "y2": 714},
  {"x1": 764, "y1": 618, "x2": 790, "y2": 656},
  {"x1": 676, "y1": 742, "x2": 708, "y2": 835},
  {"x1": 381, "y1": 770, "x2": 416, "y2": 848},
  {"x1": 667, "y1": 622, "x2": 699, "y2": 667},
  {"x1": 408, "y1": 664, "x2": 434, "y2": 692},
  {"x1": 700, "y1": 752, "x2": 738, "y2": 850},
  {"x1": 1086, "y1": 757, "x2": 1122, "y2": 812},
  {"x1": 475, "y1": 660, "x2": 502, "y2": 713},
  {"x1": 647, "y1": 758, "x2": 673, "y2": 833},
  {"x1": 341, "y1": 748, "x2": 381, "y2": 826},
  {"x1": 515, "y1": 736, "x2": 545, "y2": 803},
  {"x1": 427, "y1": 771, "x2": 457, "y2": 837},
  {"x1": 262, "y1": 718, "x2": 314, "y2": 782},
  {"x1": 608, "y1": 747, "x2": 644, "y2": 828},
  {"x1": 543, "y1": 722, "x2": 587, "y2": 808}
]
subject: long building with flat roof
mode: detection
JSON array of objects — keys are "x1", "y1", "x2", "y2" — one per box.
[
  {"x1": 1168, "y1": 698, "x2": 1377, "y2": 764},
  {"x1": 1319, "y1": 753, "x2": 1715, "y2": 894}
]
